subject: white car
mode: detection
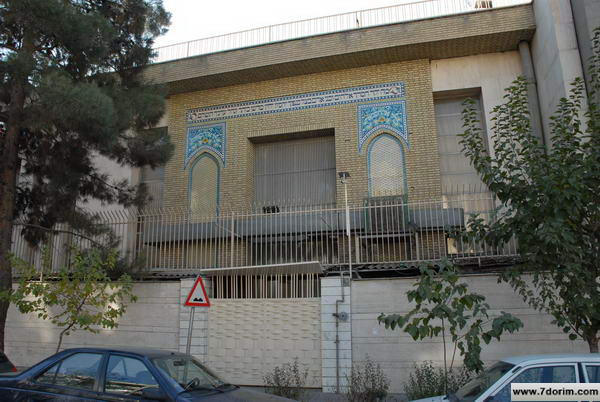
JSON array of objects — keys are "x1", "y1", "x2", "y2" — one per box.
[{"x1": 414, "y1": 354, "x2": 600, "y2": 402}]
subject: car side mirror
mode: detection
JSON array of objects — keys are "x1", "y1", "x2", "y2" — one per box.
[{"x1": 141, "y1": 387, "x2": 168, "y2": 401}]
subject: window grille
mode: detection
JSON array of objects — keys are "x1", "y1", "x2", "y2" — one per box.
[{"x1": 213, "y1": 273, "x2": 321, "y2": 299}]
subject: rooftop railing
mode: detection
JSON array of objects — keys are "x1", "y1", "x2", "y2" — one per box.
[
  {"x1": 11, "y1": 193, "x2": 517, "y2": 275},
  {"x1": 153, "y1": 0, "x2": 532, "y2": 64}
]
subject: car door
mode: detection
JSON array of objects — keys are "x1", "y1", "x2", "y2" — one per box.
[
  {"x1": 17, "y1": 351, "x2": 106, "y2": 401},
  {"x1": 100, "y1": 354, "x2": 166, "y2": 401},
  {"x1": 481, "y1": 363, "x2": 580, "y2": 402}
]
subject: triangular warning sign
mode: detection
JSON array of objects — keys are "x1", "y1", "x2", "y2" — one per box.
[{"x1": 184, "y1": 277, "x2": 210, "y2": 307}]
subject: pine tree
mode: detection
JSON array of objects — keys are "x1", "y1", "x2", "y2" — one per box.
[{"x1": 0, "y1": 0, "x2": 172, "y2": 351}]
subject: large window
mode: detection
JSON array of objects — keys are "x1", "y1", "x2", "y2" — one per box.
[
  {"x1": 189, "y1": 153, "x2": 220, "y2": 215},
  {"x1": 254, "y1": 136, "x2": 336, "y2": 208},
  {"x1": 140, "y1": 165, "x2": 164, "y2": 208},
  {"x1": 368, "y1": 134, "x2": 407, "y2": 198},
  {"x1": 435, "y1": 96, "x2": 488, "y2": 198},
  {"x1": 435, "y1": 95, "x2": 492, "y2": 254}
]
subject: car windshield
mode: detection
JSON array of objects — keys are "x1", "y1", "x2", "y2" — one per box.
[
  {"x1": 451, "y1": 361, "x2": 515, "y2": 402},
  {"x1": 152, "y1": 356, "x2": 226, "y2": 393}
]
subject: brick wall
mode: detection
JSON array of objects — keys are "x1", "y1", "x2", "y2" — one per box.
[{"x1": 164, "y1": 59, "x2": 441, "y2": 210}]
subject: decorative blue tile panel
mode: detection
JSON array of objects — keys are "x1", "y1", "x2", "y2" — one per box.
[
  {"x1": 185, "y1": 123, "x2": 226, "y2": 167},
  {"x1": 357, "y1": 101, "x2": 408, "y2": 152},
  {"x1": 186, "y1": 81, "x2": 405, "y2": 124}
]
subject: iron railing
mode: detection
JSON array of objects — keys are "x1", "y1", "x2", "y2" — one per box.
[
  {"x1": 10, "y1": 193, "x2": 517, "y2": 273},
  {"x1": 153, "y1": 0, "x2": 531, "y2": 64}
]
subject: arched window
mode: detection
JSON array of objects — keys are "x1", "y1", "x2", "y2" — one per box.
[
  {"x1": 368, "y1": 134, "x2": 407, "y2": 197},
  {"x1": 189, "y1": 153, "x2": 220, "y2": 215}
]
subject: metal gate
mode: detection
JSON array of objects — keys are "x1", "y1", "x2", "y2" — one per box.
[{"x1": 205, "y1": 273, "x2": 322, "y2": 387}]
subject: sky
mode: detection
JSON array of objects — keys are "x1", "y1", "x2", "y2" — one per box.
[{"x1": 154, "y1": 0, "x2": 414, "y2": 48}]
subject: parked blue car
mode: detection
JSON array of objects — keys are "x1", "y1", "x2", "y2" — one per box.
[{"x1": 0, "y1": 347, "x2": 291, "y2": 401}]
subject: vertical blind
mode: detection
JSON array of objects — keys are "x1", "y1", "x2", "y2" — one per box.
[
  {"x1": 435, "y1": 97, "x2": 489, "y2": 197},
  {"x1": 368, "y1": 134, "x2": 406, "y2": 197},
  {"x1": 254, "y1": 136, "x2": 336, "y2": 207}
]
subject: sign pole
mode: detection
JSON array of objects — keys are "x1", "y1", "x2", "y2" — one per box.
[
  {"x1": 183, "y1": 276, "x2": 210, "y2": 357},
  {"x1": 186, "y1": 306, "x2": 195, "y2": 355}
]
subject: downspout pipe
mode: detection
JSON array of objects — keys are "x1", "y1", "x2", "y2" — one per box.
[
  {"x1": 333, "y1": 288, "x2": 345, "y2": 393},
  {"x1": 518, "y1": 41, "x2": 545, "y2": 146}
]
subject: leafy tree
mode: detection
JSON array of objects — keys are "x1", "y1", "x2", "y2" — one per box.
[
  {"x1": 0, "y1": 0, "x2": 172, "y2": 350},
  {"x1": 5, "y1": 247, "x2": 137, "y2": 352},
  {"x1": 459, "y1": 29, "x2": 600, "y2": 352},
  {"x1": 378, "y1": 261, "x2": 523, "y2": 388}
]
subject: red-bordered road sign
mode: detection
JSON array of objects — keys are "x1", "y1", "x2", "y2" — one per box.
[{"x1": 184, "y1": 277, "x2": 210, "y2": 307}]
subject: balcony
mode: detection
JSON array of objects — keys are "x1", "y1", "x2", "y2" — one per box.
[
  {"x1": 10, "y1": 194, "x2": 518, "y2": 277},
  {"x1": 153, "y1": 0, "x2": 531, "y2": 64},
  {"x1": 144, "y1": 1, "x2": 535, "y2": 94}
]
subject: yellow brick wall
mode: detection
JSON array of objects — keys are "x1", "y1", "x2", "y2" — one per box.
[{"x1": 164, "y1": 59, "x2": 441, "y2": 210}]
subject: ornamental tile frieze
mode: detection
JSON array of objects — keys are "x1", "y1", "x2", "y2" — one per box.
[
  {"x1": 357, "y1": 101, "x2": 408, "y2": 152},
  {"x1": 185, "y1": 123, "x2": 226, "y2": 167},
  {"x1": 186, "y1": 82, "x2": 405, "y2": 124}
]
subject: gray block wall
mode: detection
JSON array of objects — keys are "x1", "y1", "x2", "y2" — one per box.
[
  {"x1": 351, "y1": 275, "x2": 589, "y2": 393},
  {"x1": 5, "y1": 282, "x2": 181, "y2": 367}
]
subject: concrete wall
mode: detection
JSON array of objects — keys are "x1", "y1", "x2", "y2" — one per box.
[
  {"x1": 531, "y1": 0, "x2": 586, "y2": 145},
  {"x1": 5, "y1": 281, "x2": 181, "y2": 367},
  {"x1": 431, "y1": 51, "x2": 523, "y2": 157},
  {"x1": 351, "y1": 275, "x2": 588, "y2": 394},
  {"x1": 571, "y1": 0, "x2": 600, "y2": 93},
  {"x1": 83, "y1": 155, "x2": 135, "y2": 213}
]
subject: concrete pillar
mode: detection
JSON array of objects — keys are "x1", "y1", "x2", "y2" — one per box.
[
  {"x1": 518, "y1": 41, "x2": 545, "y2": 145},
  {"x1": 320, "y1": 276, "x2": 352, "y2": 393}
]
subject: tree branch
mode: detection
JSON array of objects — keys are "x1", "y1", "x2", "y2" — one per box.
[{"x1": 16, "y1": 223, "x2": 105, "y2": 247}]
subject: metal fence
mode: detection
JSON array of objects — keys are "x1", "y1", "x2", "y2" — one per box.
[
  {"x1": 153, "y1": 0, "x2": 532, "y2": 63},
  {"x1": 10, "y1": 193, "x2": 517, "y2": 273}
]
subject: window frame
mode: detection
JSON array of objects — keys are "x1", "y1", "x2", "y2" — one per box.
[
  {"x1": 434, "y1": 94, "x2": 489, "y2": 197},
  {"x1": 483, "y1": 363, "x2": 580, "y2": 401},
  {"x1": 33, "y1": 351, "x2": 107, "y2": 393},
  {"x1": 188, "y1": 152, "x2": 221, "y2": 215},
  {"x1": 582, "y1": 363, "x2": 600, "y2": 383},
  {"x1": 102, "y1": 353, "x2": 162, "y2": 399},
  {"x1": 367, "y1": 132, "x2": 408, "y2": 200},
  {"x1": 252, "y1": 135, "x2": 337, "y2": 208}
]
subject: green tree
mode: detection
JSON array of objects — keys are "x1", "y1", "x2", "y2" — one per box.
[
  {"x1": 0, "y1": 0, "x2": 172, "y2": 350},
  {"x1": 378, "y1": 261, "x2": 522, "y2": 383},
  {"x1": 5, "y1": 248, "x2": 137, "y2": 353},
  {"x1": 459, "y1": 29, "x2": 600, "y2": 353}
]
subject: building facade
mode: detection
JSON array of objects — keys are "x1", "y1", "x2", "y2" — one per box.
[{"x1": 8, "y1": 0, "x2": 599, "y2": 393}]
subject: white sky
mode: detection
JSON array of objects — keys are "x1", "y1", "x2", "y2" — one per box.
[{"x1": 154, "y1": 0, "x2": 414, "y2": 47}]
